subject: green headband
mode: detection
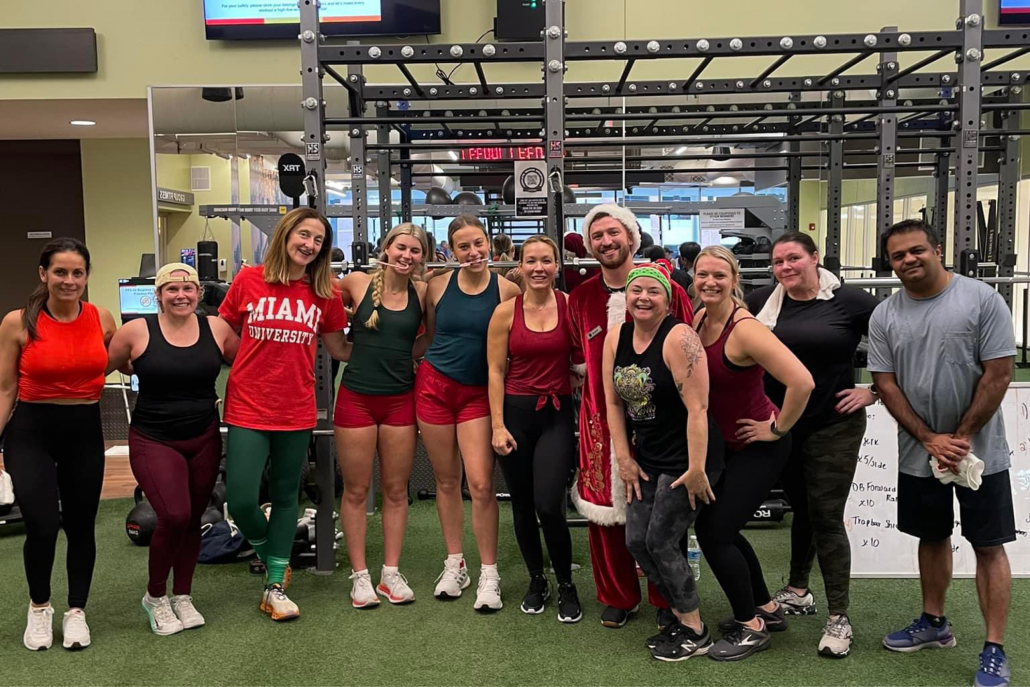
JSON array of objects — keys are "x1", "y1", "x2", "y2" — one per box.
[{"x1": 627, "y1": 264, "x2": 671, "y2": 300}]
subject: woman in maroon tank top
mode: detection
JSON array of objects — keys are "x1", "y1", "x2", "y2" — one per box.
[
  {"x1": 486, "y1": 236, "x2": 582, "y2": 623},
  {"x1": 690, "y1": 246, "x2": 814, "y2": 662}
]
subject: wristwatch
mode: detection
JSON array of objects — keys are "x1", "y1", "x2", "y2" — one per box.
[{"x1": 770, "y1": 420, "x2": 788, "y2": 438}]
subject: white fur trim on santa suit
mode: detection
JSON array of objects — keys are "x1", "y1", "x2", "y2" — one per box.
[
  {"x1": 582, "y1": 204, "x2": 642, "y2": 257},
  {"x1": 569, "y1": 289, "x2": 628, "y2": 526}
]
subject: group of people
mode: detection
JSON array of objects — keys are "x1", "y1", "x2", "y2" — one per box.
[{"x1": 0, "y1": 204, "x2": 1014, "y2": 686}]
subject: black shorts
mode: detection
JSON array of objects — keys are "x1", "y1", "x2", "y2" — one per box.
[{"x1": 897, "y1": 470, "x2": 1016, "y2": 548}]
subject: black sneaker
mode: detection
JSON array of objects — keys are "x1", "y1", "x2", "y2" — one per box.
[
  {"x1": 708, "y1": 621, "x2": 772, "y2": 662},
  {"x1": 656, "y1": 606, "x2": 676, "y2": 629},
  {"x1": 647, "y1": 620, "x2": 684, "y2": 649},
  {"x1": 520, "y1": 575, "x2": 550, "y2": 615},
  {"x1": 718, "y1": 604, "x2": 787, "y2": 634},
  {"x1": 651, "y1": 623, "x2": 713, "y2": 662},
  {"x1": 557, "y1": 582, "x2": 582, "y2": 623},
  {"x1": 600, "y1": 604, "x2": 639, "y2": 628}
]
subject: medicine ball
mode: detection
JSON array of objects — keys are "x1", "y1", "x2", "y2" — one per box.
[
  {"x1": 126, "y1": 487, "x2": 157, "y2": 547},
  {"x1": 425, "y1": 187, "x2": 452, "y2": 205},
  {"x1": 563, "y1": 185, "x2": 576, "y2": 204},
  {"x1": 502, "y1": 176, "x2": 515, "y2": 204},
  {"x1": 453, "y1": 191, "x2": 483, "y2": 206},
  {"x1": 201, "y1": 506, "x2": 224, "y2": 528}
]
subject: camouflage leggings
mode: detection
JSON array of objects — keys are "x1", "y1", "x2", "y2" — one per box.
[{"x1": 784, "y1": 411, "x2": 867, "y2": 616}]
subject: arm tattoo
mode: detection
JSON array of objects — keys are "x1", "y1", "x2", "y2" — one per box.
[
  {"x1": 675, "y1": 380, "x2": 684, "y2": 395},
  {"x1": 679, "y1": 329, "x2": 703, "y2": 378}
]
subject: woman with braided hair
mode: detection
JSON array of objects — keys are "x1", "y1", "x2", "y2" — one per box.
[{"x1": 333, "y1": 223, "x2": 430, "y2": 608}]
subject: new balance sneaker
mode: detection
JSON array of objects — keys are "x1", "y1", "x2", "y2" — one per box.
[
  {"x1": 600, "y1": 604, "x2": 639, "y2": 629},
  {"x1": 557, "y1": 582, "x2": 582, "y2": 623},
  {"x1": 818, "y1": 614, "x2": 852, "y2": 658},
  {"x1": 772, "y1": 585, "x2": 817, "y2": 615},
  {"x1": 882, "y1": 615, "x2": 956, "y2": 653},
  {"x1": 975, "y1": 646, "x2": 1011, "y2": 687},
  {"x1": 260, "y1": 584, "x2": 300, "y2": 621},
  {"x1": 656, "y1": 606, "x2": 676, "y2": 630},
  {"x1": 170, "y1": 595, "x2": 205, "y2": 629},
  {"x1": 708, "y1": 620, "x2": 771, "y2": 661},
  {"x1": 718, "y1": 604, "x2": 787, "y2": 634},
  {"x1": 62, "y1": 609, "x2": 91, "y2": 650},
  {"x1": 647, "y1": 620, "x2": 683, "y2": 650},
  {"x1": 651, "y1": 623, "x2": 713, "y2": 662},
  {"x1": 23, "y1": 603, "x2": 54, "y2": 651},
  {"x1": 433, "y1": 557, "x2": 471, "y2": 599},
  {"x1": 377, "y1": 568, "x2": 415, "y2": 605},
  {"x1": 520, "y1": 575, "x2": 550, "y2": 615},
  {"x1": 142, "y1": 594, "x2": 184, "y2": 636},
  {"x1": 473, "y1": 568, "x2": 503, "y2": 612},
  {"x1": 349, "y1": 570, "x2": 380, "y2": 609}
]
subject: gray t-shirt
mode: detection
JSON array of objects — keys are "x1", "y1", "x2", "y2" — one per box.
[{"x1": 867, "y1": 274, "x2": 1015, "y2": 478}]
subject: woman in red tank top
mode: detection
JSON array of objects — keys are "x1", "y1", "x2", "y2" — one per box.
[
  {"x1": 0, "y1": 238, "x2": 117, "y2": 652},
  {"x1": 690, "y1": 245, "x2": 814, "y2": 662},
  {"x1": 486, "y1": 236, "x2": 582, "y2": 622}
]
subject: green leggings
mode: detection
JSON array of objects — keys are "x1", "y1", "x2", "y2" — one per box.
[{"x1": 225, "y1": 426, "x2": 311, "y2": 585}]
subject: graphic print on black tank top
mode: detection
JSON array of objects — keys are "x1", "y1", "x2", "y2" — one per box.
[{"x1": 613, "y1": 364, "x2": 657, "y2": 421}]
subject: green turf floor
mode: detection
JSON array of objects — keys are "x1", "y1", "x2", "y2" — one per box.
[{"x1": 0, "y1": 498, "x2": 1024, "y2": 687}]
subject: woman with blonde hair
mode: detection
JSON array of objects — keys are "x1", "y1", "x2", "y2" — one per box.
[
  {"x1": 419, "y1": 214, "x2": 520, "y2": 612},
  {"x1": 487, "y1": 236, "x2": 581, "y2": 622},
  {"x1": 218, "y1": 207, "x2": 350, "y2": 622},
  {"x1": 690, "y1": 245, "x2": 814, "y2": 661},
  {"x1": 333, "y1": 223, "x2": 429, "y2": 608}
]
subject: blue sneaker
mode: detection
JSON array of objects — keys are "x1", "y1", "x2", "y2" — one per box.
[
  {"x1": 974, "y1": 646, "x2": 1010, "y2": 687},
  {"x1": 883, "y1": 615, "x2": 957, "y2": 652}
]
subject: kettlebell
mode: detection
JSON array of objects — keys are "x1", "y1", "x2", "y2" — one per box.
[{"x1": 125, "y1": 486, "x2": 157, "y2": 547}]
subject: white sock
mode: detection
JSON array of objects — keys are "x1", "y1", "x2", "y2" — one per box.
[
  {"x1": 383, "y1": 565, "x2": 399, "y2": 576},
  {"x1": 446, "y1": 553, "x2": 464, "y2": 565},
  {"x1": 481, "y1": 564, "x2": 498, "y2": 576},
  {"x1": 144, "y1": 593, "x2": 166, "y2": 603},
  {"x1": 353, "y1": 568, "x2": 368, "y2": 577}
]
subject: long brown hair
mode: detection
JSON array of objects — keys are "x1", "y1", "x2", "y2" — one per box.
[
  {"x1": 365, "y1": 223, "x2": 428, "y2": 331},
  {"x1": 24, "y1": 238, "x2": 91, "y2": 341},
  {"x1": 695, "y1": 245, "x2": 748, "y2": 309},
  {"x1": 492, "y1": 233, "x2": 514, "y2": 261},
  {"x1": 262, "y1": 207, "x2": 335, "y2": 299}
]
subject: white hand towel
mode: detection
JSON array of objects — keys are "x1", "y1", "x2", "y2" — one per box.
[
  {"x1": 930, "y1": 453, "x2": 985, "y2": 491},
  {"x1": 756, "y1": 266, "x2": 841, "y2": 329}
]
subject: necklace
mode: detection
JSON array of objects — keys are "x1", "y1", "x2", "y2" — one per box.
[{"x1": 601, "y1": 279, "x2": 625, "y2": 295}]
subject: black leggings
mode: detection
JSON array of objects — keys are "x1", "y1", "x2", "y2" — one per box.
[
  {"x1": 496, "y1": 395, "x2": 576, "y2": 583},
  {"x1": 695, "y1": 435, "x2": 791, "y2": 622},
  {"x1": 3, "y1": 402, "x2": 105, "y2": 608}
]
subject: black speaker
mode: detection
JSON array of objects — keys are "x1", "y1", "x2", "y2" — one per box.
[{"x1": 198, "y1": 241, "x2": 219, "y2": 281}]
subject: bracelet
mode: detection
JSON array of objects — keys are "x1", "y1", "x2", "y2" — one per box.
[{"x1": 770, "y1": 420, "x2": 788, "y2": 438}]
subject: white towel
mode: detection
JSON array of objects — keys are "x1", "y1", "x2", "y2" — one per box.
[
  {"x1": 755, "y1": 266, "x2": 841, "y2": 328},
  {"x1": 0, "y1": 470, "x2": 14, "y2": 506},
  {"x1": 930, "y1": 453, "x2": 985, "y2": 491}
]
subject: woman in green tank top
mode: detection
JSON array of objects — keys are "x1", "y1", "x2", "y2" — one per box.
[{"x1": 333, "y1": 223, "x2": 429, "y2": 609}]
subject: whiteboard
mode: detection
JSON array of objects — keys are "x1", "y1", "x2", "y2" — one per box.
[{"x1": 846, "y1": 384, "x2": 1030, "y2": 577}]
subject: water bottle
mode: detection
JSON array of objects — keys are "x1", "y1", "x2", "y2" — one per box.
[{"x1": 687, "y1": 535, "x2": 702, "y2": 581}]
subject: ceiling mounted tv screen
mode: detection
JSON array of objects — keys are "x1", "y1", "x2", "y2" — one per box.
[
  {"x1": 1000, "y1": 0, "x2": 1030, "y2": 25},
  {"x1": 204, "y1": 0, "x2": 441, "y2": 40}
]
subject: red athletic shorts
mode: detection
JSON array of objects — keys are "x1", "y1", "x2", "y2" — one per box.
[
  {"x1": 333, "y1": 385, "x2": 415, "y2": 428},
  {"x1": 414, "y1": 362, "x2": 490, "y2": 425}
]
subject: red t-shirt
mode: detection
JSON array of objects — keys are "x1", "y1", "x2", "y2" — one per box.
[{"x1": 219, "y1": 265, "x2": 347, "y2": 431}]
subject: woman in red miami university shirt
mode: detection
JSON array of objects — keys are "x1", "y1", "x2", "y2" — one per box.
[{"x1": 218, "y1": 208, "x2": 349, "y2": 622}]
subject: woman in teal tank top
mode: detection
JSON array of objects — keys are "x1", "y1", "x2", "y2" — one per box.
[
  {"x1": 417, "y1": 215, "x2": 521, "y2": 612},
  {"x1": 333, "y1": 223, "x2": 429, "y2": 609}
]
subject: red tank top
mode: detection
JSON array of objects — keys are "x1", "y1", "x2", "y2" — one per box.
[
  {"x1": 19, "y1": 302, "x2": 108, "y2": 402},
  {"x1": 699, "y1": 307, "x2": 779, "y2": 451},
  {"x1": 505, "y1": 291, "x2": 572, "y2": 409}
]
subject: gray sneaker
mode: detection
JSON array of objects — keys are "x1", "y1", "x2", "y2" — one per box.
[
  {"x1": 708, "y1": 621, "x2": 772, "y2": 662},
  {"x1": 772, "y1": 585, "x2": 816, "y2": 616},
  {"x1": 818, "y1": 614, "x2": 852, "y2": 658}
]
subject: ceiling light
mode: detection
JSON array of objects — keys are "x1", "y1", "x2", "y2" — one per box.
[
  {"x1": 713, "y1": 175, "x2": 739, "y2": 186},
  {"x1": 70, "y1": 120, "x2": 96, "y2": 126},
  {"x1": 674, "y1": 147, "x2": 688, "y2": 155},
  {"x1": 448, "y1": 151, "x2": 459, "y2": 161}
]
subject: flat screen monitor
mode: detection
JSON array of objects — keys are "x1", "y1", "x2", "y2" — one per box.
[
  {"x1": 203, "y1": 0, "x2": 441, "y2": 40},
  {"x1": 119, "y1": 282, "x2": 159, "y2": 319},
  {"x1": 1000, "y1": 0, "x2": 1030, "y2": 24}
]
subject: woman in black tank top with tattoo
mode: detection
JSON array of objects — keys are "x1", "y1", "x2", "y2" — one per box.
[
  {"x1": 602, "y1": 264, "x2": 723, "y2": 662},
  {"x1": 107, "y1": 263, "x2": 238, "y2": 637}
]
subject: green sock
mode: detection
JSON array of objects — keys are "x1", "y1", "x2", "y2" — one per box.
[{"x1": 267, "y1": 556, "x2": 291, "y2": 587}]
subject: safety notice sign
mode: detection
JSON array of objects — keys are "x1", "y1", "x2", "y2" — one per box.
[
  {"x1": 699, "y1": 208, "x2": 745, "y2": 231},
  {"x1": 515, "y1": 160, "x2": 548, "y2": 218}
]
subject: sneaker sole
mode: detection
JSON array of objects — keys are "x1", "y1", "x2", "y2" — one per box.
[
  {"x1": 652, "y1": 644, "x2": 712, "y2": 662},
  {"x1": 781, "y1": 605, "x2": 817, "y2": 616},
  {"x1": 474, "y1": 602, "x2": 503, "y2": 613},
  {"x1": 819, "y1": 644, "x2": 851, "y2": 658},
  {"x1": 558, "y1": 611, "x2": 583, "y2": 624},
  {"x1": 708, "y1": 641, "x2": 771, "y2": 662},
  {"x1": 601, "y1": 605, "x2": 640, "y2": 629},
  {"x1": 434, "y1": 577, "x2": 472, "y2": 599},
  {"x1": 62, "y1": 639, "x2": 90, "y2": 651},
  {"x1": 376, "y1": 585, "x2": 415, "y2": 605},
  {"x1": 24, "y1": 642, "x2": 51, "y2": 651},
  {"x1": 882, "y1": 636, "x2": 956, "y2": 653},
  {"x1": 521, "y1": 603, "x2": 546, "y2": 615},
  {"x1": 259, "y1": 601, "x2": 300, "y2": 622},
  {"x1": 352, "y1": 597, "x2": 381, "y2": 609},
  {"x1": 181, "y1": 620, "x2": 205, "y2": 630}
]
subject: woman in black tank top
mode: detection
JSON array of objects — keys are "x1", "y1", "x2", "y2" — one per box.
[
  {"x1": 107, "y1": 263, "x2": 238, "y2": 636},
  {"x1": 601, "y1": 264, "x2": 722, "y2": 661}
]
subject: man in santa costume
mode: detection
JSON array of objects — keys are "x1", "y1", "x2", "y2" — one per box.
[{"x1": 568, "y1": 203, "x2": 694, "y2": 628}]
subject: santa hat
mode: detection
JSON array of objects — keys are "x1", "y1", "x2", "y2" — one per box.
[{"x1": 582, "y1": 203, "x2": 642, "y2": 256}]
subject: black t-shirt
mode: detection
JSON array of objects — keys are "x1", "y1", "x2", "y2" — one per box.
[{"x1": 745, "y1": 284, "x2": 878, "y2": 433}]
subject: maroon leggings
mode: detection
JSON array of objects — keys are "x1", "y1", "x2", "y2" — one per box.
[{"x1": 128, "y1": 423, "x2": 222, "y2": 597}]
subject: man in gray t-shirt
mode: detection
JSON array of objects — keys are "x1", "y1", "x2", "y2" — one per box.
[{"x1": 868, "y1": 220, "x2": 1014, "y2": 685}]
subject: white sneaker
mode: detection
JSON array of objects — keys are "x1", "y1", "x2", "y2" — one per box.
[
  {"x1": 349, "y1": 570, "x2": 380, "y2": 609},
  {"x1": 62, "y1": 608, "x2": 91, "y2": 650},
  {"x1": 23, "y1": 604, "x2": 54, "y2": 651},
  {"x1": 819, "y1": 614, "x2": 853, "y2": 658},
  {"x1": 772, "y1": 585, "x2": 817, "y2": 615},
  {"x1": 377, "y1": 568, "x2": 415, "y2": 604},
  {"x1": 434, "y1": 557, "x2": 471, "y2": 599},
  {"x1": 142, "y1": 594, "x2": 184, "y2": 636},
  {"x1": 473, "y1": 568, "x2": 503, "y2": 612},
  {"x1": 170, "y1": 595, "x2": 205, "y2": 629},
  {"x1": 259, "y1": 584, "x2": 300, "y2": 621}
]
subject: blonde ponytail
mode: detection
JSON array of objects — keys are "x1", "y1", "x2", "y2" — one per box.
[
  {"x1": 365, "y1": 222, "x2": 429, "y2": 329},
  {"x1": 364, "y1": 259, "x2": 387, "y2": 330}
]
